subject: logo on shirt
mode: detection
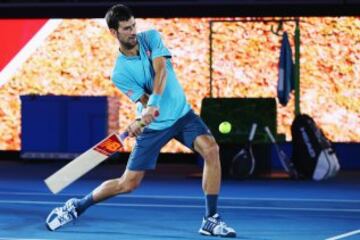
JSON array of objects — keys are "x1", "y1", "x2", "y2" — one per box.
[
  {"x1": 126, "y1": 90, "x2": 133, "y2": 98},
  {"x1": 146, "y1": 50, "x2": 151, "y2": 57}
]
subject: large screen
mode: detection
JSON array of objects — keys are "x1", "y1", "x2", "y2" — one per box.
[{"x1": 0, "y1": 17, "x2": 359, "y2": 152}]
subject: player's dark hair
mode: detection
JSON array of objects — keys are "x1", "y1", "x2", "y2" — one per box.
[{"x1": 105, "y1": 4, "x2": 134, "y2": 30}]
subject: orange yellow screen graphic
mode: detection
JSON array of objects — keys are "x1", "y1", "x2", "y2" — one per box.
[{"x1": 0, "y1": 17, "x2": 359, "y2": 153}]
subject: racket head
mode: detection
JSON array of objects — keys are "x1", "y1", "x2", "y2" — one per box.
[{"x1": 231, "y1": 145, "x2": 255, "y2": 179}]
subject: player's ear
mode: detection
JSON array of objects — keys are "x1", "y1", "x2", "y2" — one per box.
[{"x1": 109, "y1": 28, "x2": 118, "y2": 38}]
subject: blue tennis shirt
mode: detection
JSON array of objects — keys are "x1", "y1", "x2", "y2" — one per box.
[{"x1": 112, "y1": 29, "x2": 191, "y2": 130}]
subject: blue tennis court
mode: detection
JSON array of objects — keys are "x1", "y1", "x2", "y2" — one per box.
[{"x1": 0, "y1": 161, "x2": 359, "y2": 240}]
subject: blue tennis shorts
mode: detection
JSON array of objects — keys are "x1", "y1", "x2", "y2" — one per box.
[{"x1": 127, "y1": 110, "x2": 212, "y2": 170}]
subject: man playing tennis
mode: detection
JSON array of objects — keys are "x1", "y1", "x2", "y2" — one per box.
[{"x1": 45, "y1": 4, "x2": 236, "y2": 237}]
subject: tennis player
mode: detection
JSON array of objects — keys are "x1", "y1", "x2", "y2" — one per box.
[{"x1": 45, "y1": 4, "x2": 236, "y2": 237}]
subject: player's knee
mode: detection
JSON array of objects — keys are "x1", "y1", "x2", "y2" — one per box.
[
  {"x1": 115, "y1": 170, "x2": 144, "y2": 194},
  {"x1": 126, "y1": 179, "x2": 141, "y2": 192},
  {"x1": 120, "y1": 176, "x2": 142, "y2": 193},
  {"x1": 201, "y1": 141, "x2": 220, "y2": 161}
]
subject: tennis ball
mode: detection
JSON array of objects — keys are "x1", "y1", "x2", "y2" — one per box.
[{"x1": 219, "y1": 121, "x2": 232, "y2": 134}]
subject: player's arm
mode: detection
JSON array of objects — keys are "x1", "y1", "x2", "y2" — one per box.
[
  {"x1": 127, "y1": 95, "x2": 149, "y2": 137},
  {"x1": 152, "y1": 56, "x2": 167, "y2": 95},
  {"x1": 139, "y1": 94, "x2": 149, "y2": 107},
  {"x1": 142, "y1": 56, "x2": 167, "y2": 125}
]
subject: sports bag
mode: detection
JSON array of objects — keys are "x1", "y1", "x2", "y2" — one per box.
[{"x1": 291, "y1": 114, "x2": 340, "y2": 180}]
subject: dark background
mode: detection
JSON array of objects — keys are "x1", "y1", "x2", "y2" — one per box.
[{"x1": 0, "y1": 0, "x2": 360, "y2": 18}]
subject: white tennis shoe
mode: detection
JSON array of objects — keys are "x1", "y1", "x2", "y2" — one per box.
[
  {"x1": 199, "y1": 213, "x2": 236, "y2": 238},
  {"x1": 46, "y1": 198, "x2": 78, "y2": 231}
]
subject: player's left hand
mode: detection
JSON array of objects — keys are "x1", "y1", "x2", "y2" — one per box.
[
  {"x1": 141, "y1": 106, "x2": 159, "y2": 125},
  {"x1": 127, "y1": 120, "x2": 143, "y2": 137}
]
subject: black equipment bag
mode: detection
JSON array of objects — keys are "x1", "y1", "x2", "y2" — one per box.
[{"x1": 291, "y1": 114, "x2": 340, "y2": 180}]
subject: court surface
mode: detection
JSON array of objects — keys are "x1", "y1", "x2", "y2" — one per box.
[{"x1": 0, "y1": 161, "x2": 359, "y2": 240}]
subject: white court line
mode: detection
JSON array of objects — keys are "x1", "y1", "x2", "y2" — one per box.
[
  {"x1": 0, "y1": 238, "x2": 55, "y2": 240},
  {"x1": 0, "y1": 191, "x2": 359, "y2": 203},
  {"x1": 325, "y1": 229, "x2": 360, "y2": 240},
  {"x1": 0, "y1": 200, "x2": 359, "y2": 213}
]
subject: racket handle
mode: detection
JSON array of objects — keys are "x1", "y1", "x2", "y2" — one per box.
[
  {"x1": 264, "y1": 126, "x2": 276, "y2": 143},
  {"x1": 249, "y1": 123, "x2": 257, "y2": 141},
  {"x1": 119, "y1": 110, "x2": 160, "y2": 142},
  {"x1": 137, "y1": 110, "x2": 160, "y2": 127},
  {"x1": 119, "y1": 132, "x2": 129, "y2": 142}
]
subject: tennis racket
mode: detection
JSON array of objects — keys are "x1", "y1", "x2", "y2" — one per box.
[
  {"x1": 264, "y1": 126, "x2": 298, "y2": 179},
  {"x1": 230, "y1": 123, "x2": 257, "y2": 179}
]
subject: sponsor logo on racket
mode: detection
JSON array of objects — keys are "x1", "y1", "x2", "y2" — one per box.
[{"x1": 94, "y1": 134, "x2": 122, "y2": 156}]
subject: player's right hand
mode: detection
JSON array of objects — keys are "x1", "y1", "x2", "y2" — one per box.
[
  {"x1": 141, "y1": 106, "x2": 159, "y2": 125},
  {"x1": 127, "y1": 120, "x2": 143, "y2": 137}
]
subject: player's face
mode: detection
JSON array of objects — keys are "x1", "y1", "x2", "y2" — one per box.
[{"x1": 116, "y1": 17, "x2": 137, "y2": 49}]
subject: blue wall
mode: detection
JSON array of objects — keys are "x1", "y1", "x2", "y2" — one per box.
[{"x1": 21, "y1": 95, "x2": 108, "y2": 156}]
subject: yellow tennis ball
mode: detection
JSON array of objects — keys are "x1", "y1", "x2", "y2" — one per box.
[{"x1": 219, "y1": 121, "x2": 232, "y2": 134}]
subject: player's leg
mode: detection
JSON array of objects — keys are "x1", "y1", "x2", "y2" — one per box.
[
  {"x1": 46, "y1": 169, "x2": 145, "y2": 231},
  {"x1": 193, "y1": 135, "x2": 221, "y2": 214},
  {"x1": 72, "y1": 169, "x2": 144, "y2": 217},
  {"x1": 194, "y1": 135, "x2": 236, "y2": 238},
  {"x1": 46, "y1": 127, "x2": 174, "y2": 231},
  {"x1": 174, "y1": 110, "x2": 236, "y2": 237},
  {"x1": 73, "y1": 169, "x2": 145, "y2": 215},
  {"x1": 92, "y1": 169, "x2": 145, "y2": 202}
]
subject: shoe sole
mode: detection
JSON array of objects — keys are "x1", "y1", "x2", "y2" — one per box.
[
  {"x1": 199, "y1": 229, "x2": 212, "y2": 236},
  {"x1": 45, "y1": 215, "x2": 63, "y2": 231},
  {"x1": 45, "y1": 223, "x2": 53, "y2": 231},
  {"x1": 199, "y1": 229, "x2": 236, "y2": 238}
]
